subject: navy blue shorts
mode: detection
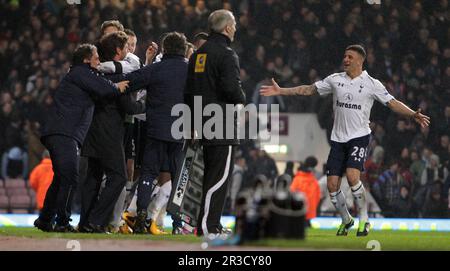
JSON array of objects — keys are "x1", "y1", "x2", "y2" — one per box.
[{"x1": 326, "y1": 134, "x2": 371, "y2": 177}]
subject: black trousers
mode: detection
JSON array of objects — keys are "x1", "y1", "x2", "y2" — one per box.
[
  {"x1": 39, "y1": 135, "x2": 79, "y2": 225},
  {"x1": 79, "y1": 156, "x2": 127, "y2": 227},
  {"x1": 197, "y1": 145, "x2": 235, "y2": 234},
  {"x1": 137, "y1": 138, "x2": 182, "y2": 216}
]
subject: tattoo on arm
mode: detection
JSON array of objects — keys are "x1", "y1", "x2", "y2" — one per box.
[
  {"x1": 295, "y1": 84, "x2": 317, "y2": 96},
  {"x1": 280, "y1": 84, "x2": 317, "y2": 96}
]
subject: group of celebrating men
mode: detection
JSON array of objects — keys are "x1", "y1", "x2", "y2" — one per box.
[{"x1": 34, "y1": 9, "x2": 243, "y2": 237}]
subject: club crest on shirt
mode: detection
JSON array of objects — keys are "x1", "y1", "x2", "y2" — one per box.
[
  {"x1": 343, "y1": 93, "x2": 353, "y2": 102},
  {"x1": 194, "y1": 54, "x2": 207, "y2": 73}
]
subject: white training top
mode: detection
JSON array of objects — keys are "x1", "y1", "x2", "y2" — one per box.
[{"x1": 314, "y1": 70, "x2": 395, "y2": 143}]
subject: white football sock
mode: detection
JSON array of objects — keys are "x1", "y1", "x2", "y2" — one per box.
[
  {"x1": 351, "y1": 181, "x2": 368, "y2": 223},
  {"x1": 156, "y1": 204, "x2": 167, "y2": 228},
  {"x1": 148, "y1": 181, "x2": 171, "y2": 220},
  {"x1": 127, "y1": 194, "x2": 137, "y2": 216},
  {"x1": 151, "y1": 185, "x2": 161, "y2": 199},
  {"x1": 330, "y1": 190, "x2": 352, "y2": 224}
]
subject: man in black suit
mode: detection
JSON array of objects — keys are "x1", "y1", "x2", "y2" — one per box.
[
  {"x1": 34, "y1": 44, "x2": 129, "y2": 232},
  {"x1": 78, "y1": 31, "x2": 147, "y2": 232}
]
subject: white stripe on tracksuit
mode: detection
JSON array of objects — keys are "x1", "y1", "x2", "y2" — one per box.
[{"x1": 201, "y1": 146, "x2": 232, "y2": 235}]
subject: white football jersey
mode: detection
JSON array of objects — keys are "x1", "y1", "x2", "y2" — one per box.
[
  {"x1": 315, "y1": 71, "x2": 394, "y2": 143},
  {"x1": 98, "y1": 52, "x2": 141, "y2": 74}
]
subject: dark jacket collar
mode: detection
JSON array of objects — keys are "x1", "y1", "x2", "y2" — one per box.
[
  {"x1": 161, "y1": 53, "x2": 185, "y2": 60},
  {"x1": 71, "y1": 63, "x2": 95, "y2": 70},
  {"x1": 208, "y1": 32, "x2": 231, "y2": 46}
]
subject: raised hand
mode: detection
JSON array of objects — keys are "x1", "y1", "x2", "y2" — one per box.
[
  {"x1": 413, "y1": 108, "x2": 431, "y2": 128},
  {"x1": 260, "y1": 78, "x2": 281, "y2": 96},
  {"x1": 146, "y1": 42, "x2": 159, "y2": 63}
]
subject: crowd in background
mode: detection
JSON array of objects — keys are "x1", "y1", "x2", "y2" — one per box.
[{"x1": 0, "y1": 0, "x2": 449, "y2": 218}]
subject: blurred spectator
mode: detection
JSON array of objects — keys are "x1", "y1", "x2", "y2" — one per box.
[
  {"x1": 1, "y1": 146, "x2": 28, "y2": 180},
  {"x1": 193, "y1": 32, "x2": 208, "y2": 49},
  {"x1": 283, "y1": 161, "x2": 294, "y2": 179},
  {"x1": 240, "y1": 68, "x2": 256, "y2": 104},
  {"x1": 444, "y1": 173, "x2": 450, "y2": 216},
  {"x1": 290, "y1": 156, "x2": 321, "y2": 223},
  {"x1": 422, "y1": 181, "x2": 448, "y2": 218},
  {"x1": 409, "y1": 149, "x2": 426, "y2": 192},
  {"x1": 414, "y1": 153, "x2": 448, "y2": 215},
  {"x1": 391, "y1": 185, "x2": 416, "y2": 218},
  {"x1": 435, "y1": 135, "x2": 450, "y2": 166},
  {"x1": 364, "y1": 139, "x2": 384, "y2": 187},
  {"x1": 25, "y1": 120, "x2": 45, "y2": 172},
  {"x1": 228, "y1": 156, "x2": 246, "y2": 214},
  {"x1": 29, "y1": 150, "x2": 54, "y2": 210},
  {"x1": 411, "y1": 125, "x2": 434, "y2": 152},
  {"x1": 287, "y1": 38, "x2": 310, "y2": 76},
  {"x1": 384, "y1": 119, "x2": 415, "y2": 161},
  {"x1": 252, "y1": 75, "x2": 286, "y2": 112},
  {"x1": 420, "y1": 154, "x2": 442, "y2": 187},
  {"x1": 437, "y1": 106, "x2": 450, "y2": 136},
  {"x1": 256, "y1": 150, "x2": 279, "y2": 182},
  {"x1": 243, "y1": 147, "x2": 259, "y2": 188},
  {"x1": 372, "y1": 160, "x2": 407, "y2": 217},
  {"x1": 399, "y1": 148, "x2": 411, "y2": 169}
]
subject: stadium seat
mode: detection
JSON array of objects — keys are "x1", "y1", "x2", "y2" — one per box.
[
  {"x1": 4, "y1": 179, "x2": 26, "y2": 188},
  {"x1": 0, "y1": 195, "x2": 9, "y2": 211},
  {"x1": 9, "y1": 195, "x2": 31, "y2": 210},
  {"x1": 6, "y1": 187, "x2": 29, "y2": 196},
  {"x1": 0, "y1": 188, "x2": 6, "y2": 196}
]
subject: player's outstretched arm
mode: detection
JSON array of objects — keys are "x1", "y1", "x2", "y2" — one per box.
[
  {"x1": 260, "y1": 78, "x2": 317, "y2": 96},
  {"x1": 387, "y1": 99, "x2": 431, "y2": 128}
]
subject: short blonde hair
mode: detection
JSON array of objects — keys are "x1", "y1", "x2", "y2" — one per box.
[{"x1": 100, "y1": 20, "x2": 124, "y2": 34}]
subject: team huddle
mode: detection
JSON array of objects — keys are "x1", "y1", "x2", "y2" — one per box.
[
  {"x1": 33, "y1": 8, "x2": 430, "y2": 238},
  {"x1": 34, "y1": 10, "x2": 243, "y2": 238}
]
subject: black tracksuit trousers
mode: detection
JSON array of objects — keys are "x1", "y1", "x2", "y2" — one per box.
[
  {"x1": 79, "y1": 156, "x2": 127, "y2": 227},
  {"x1": 197, "y1": 145, "x2": 235, "y2": 235}
]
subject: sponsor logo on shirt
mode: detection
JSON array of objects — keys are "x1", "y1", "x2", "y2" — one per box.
[{"x1": 336, "y1": 100, "x2": 362, "y2": 110}]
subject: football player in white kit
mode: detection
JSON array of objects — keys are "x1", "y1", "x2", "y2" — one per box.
[{"x1": 260, "y1": 45, "x2": 430, "y2": 236}]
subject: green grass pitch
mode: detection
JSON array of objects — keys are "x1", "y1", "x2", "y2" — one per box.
[{"x1": 1, "y1": 227, "x2": 449, "y2": 250}]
